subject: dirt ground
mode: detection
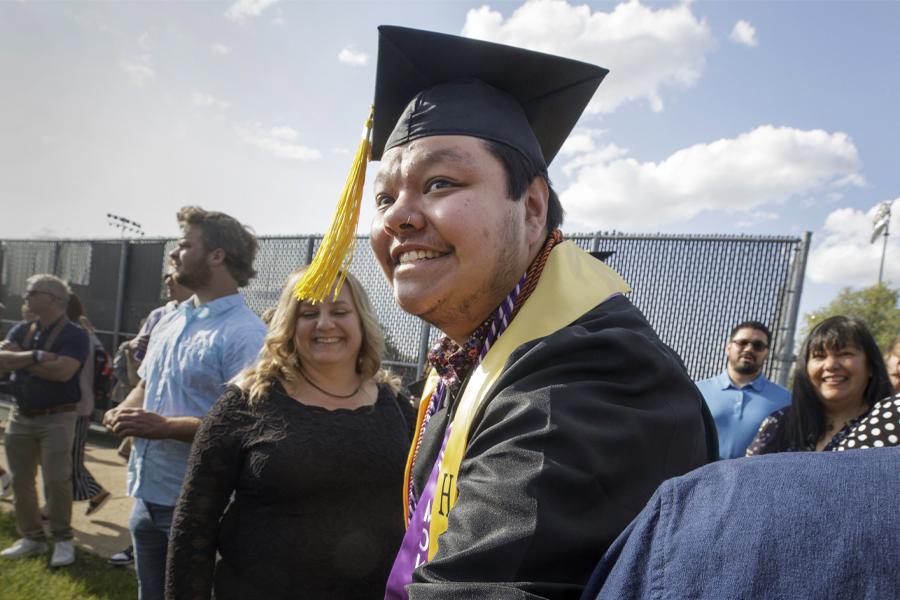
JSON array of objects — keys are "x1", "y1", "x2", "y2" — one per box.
[{"x1": 0, "y1": 407, "x2": 133, "y2": 559}]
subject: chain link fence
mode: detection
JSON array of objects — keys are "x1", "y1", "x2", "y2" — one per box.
[{"x1": 1, "y1": 232, "x2": 810, "y2": 403}]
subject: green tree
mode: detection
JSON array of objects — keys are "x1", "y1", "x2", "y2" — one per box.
[{"x1": 804, "y1": 284, "x2": 900, "y2": 351}]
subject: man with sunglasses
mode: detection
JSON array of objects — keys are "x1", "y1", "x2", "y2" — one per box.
[
  {"x1": 695, "y1": 321, "x2": 790, "y2": 459},
  {"x1": 0, "y1": 274, "x2": 89, "y2": 567}
]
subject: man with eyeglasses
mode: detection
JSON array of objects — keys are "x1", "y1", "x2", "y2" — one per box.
[
  {"x1": 0, "y1": 274, "x2": 89, "y2": 567},
  {"x1": 695, "y1": 321, "x2": 791, "y2": 459}
]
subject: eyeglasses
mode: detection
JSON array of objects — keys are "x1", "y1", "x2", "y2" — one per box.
[
  {"x1": 731, "y1": 339, "x2": 769, "y2": 352},
  {"x1": 25, "y1": 290, "x2": 54, "y2": 299}
]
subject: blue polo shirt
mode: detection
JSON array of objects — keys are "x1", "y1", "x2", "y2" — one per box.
[
  {"x1": 6, "y1": 318, "x2": 89, "y2": 409},
  {"x1": 127, "y1": 293, "x2": 266, "y2": 506},
  {"x1": 694, "y1": 370, "x2": 791, "y2": 459}
]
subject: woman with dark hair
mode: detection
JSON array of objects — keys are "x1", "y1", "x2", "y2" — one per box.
[
  {"x1": 747, "y1": 316, "x2": 897, "y2": 455},
  {"x1": 66, "y1": 293, "x2": 112, "y2": 514},
  {"x1": 165, "y1": 269, "x2": 415, "y2": 599}
]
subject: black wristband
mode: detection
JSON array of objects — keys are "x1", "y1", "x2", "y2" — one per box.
[{"x1": 32, "y1": 350, "x2": 40, "y2": 364}]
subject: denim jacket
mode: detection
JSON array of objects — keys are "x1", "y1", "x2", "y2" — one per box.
[{"x1": 583, "y1": 447, "x2": 900, "y2": 600}]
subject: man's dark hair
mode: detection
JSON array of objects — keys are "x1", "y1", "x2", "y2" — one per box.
[
  {"x1": 730, "y1": 320, "x2": 772, "y2": 347},
  {"x1": 483, "y1": 140, "x2": 563, "y2": 236},
  {"x1": 176, "y1": 206, "x2": 259, "y2": 287}
]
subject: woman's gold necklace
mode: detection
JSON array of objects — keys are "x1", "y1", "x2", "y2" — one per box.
[{"x1": 299, "y1": 369, "x2": 361, "y2": 399}]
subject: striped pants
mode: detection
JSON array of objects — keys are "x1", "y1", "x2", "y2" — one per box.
[{"x1": 72, "y1": 415, "x2": 103, "y2": 501}]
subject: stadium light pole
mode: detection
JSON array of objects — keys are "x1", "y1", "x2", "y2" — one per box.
[{"x1": 871, "y1": 201, "x2": 892, "y2": 286}]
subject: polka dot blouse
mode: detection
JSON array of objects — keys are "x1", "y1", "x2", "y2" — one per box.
[
  {"x1": 747, "y1": 393, "x2": 900, "y2": 455},
  {"x1": 835, "y1": 393, "x2": 900, "y2": 451}
]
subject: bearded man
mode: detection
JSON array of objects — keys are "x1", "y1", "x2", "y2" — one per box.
[
  {"x1": 695, "y1": 320, "x2": 790, "y2": 459},
  {"x1": 103, "y1": 207, "x2": 266, "y2": 600}
]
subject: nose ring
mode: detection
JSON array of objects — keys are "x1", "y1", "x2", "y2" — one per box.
[{"x1": 405, "y1": 215, "x2": 412, "y2": 226}]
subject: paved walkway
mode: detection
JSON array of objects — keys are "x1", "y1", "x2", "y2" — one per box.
[{"x1": 0, "y1": 413, "x2": 133, "y2": 559}]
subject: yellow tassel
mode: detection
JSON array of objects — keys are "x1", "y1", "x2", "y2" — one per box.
[{"x1": 294, "y1": 108, "x2": 374, "y2": 303}]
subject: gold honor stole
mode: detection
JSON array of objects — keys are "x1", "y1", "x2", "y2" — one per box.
[{"x1": 401, "y1": 240, "x2": 631, "y2": 560}]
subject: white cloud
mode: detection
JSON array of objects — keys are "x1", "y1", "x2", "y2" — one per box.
[
  {"x1": 735, "y1": 211, "x2": 778, "y2": 229},
  {"x1": 462, "y1": 0, "x2": 715, "y2": 113},
  {"x1": 559, "y1": 127, "x2": 607, "y2": 157},
  {"x1": 559, "y1": 129, "x2": 629, "y2": 176},
  {"x1": 225, "y1": 0, "x2": 279, "y2": 22},
  {"x1": 807, "y1": 200, "x2": 900, "y2": 286},
  {"x1": 211, "y1": 43, "x2": 230, "y2": 56},
  {"x1": 560, "y1": 125, "x2": 863, "y2": 230},
  {"x1": 338, "y1": 46, "x2": 369, "y2": 66},
  {"x1": 191, "y1": 92, "x2": 230, "y2": 110},
  {"x1": 730, "y1": 20, "x2": 758, "y2": 47},
  {"x1": 235, "y1": 123, "x2": 321, "y2": 161},
  {"x1": 121, "y1": 54, "x2": 154, "y2": 87}
]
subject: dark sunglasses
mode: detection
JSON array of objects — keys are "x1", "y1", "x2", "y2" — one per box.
[{"x1": 731, "y1": 339, "x2": 769, "y2": 352}]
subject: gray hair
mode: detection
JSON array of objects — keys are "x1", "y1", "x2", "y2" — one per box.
[{"x1": 26, "y1": 274, "x2": 72, "y2": 306}]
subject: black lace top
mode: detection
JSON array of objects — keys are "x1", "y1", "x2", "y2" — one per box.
[{"x1": 165, "y1": 381, "x2": 416, "y2": 600}]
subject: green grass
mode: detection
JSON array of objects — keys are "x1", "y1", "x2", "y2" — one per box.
[{"x1": 0, "y1": 510, "x2": 138, "y2": 600}]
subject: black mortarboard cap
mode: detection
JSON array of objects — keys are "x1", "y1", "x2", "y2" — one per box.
[
  {"x1": 372, "y1": 26, "x2": 608, "y2": 166},
  {"x1": 589, "y1": 250, "x2": 616, "y2": 262},
  {"x1": 294, "y1": 27, "x2": 608, "y2": 303}
]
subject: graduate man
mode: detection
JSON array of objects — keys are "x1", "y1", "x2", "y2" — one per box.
[{"x1": 298, "y1": 26, "x2": 717, "y2": 600}]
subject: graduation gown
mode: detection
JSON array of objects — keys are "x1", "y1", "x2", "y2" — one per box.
[{"x1": 407, "y1": 293, "x2": 717, "y2": 600}]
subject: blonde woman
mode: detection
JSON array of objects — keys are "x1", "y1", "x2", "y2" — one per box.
[{"x1": 166, "y1": 270, "x2": 415, "y2": 600}]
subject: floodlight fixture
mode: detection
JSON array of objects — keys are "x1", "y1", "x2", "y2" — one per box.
[{"x1": 106, "y1": 213, "x2": 145, "y2": 237}]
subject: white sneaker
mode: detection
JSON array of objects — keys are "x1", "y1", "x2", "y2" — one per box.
[
  {"x1": 107, "y1": 545, "x2": 134, "y2": 566},
  {"x1": 0, "y1": 471, "x2": 11, "y2": 499},
  {"x1": 50, "y1": 540, "x2": 76, "y2": 567},
  {"x1": 1, "y1": 538, "x2": 49, "y2": 559}
]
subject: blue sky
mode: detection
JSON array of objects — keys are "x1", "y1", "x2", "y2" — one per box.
[{"x1": 1, "y1": 0, "x2": 898, "y2": 322}]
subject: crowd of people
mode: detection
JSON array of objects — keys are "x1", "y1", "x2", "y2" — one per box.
[
  {"x1": 0, "y1": 24, "x2": 898, "y2": 600},
  {"x1": 695, "y1": 318, "x2": 900, "y2": 458}
]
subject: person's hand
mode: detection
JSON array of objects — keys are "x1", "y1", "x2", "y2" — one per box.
[
  {"x1": 123, "y1": 345, "x2": 140, "y2": 367},
  {"x1": 106, "y1": 408, "x2": 172, "y2": 439},
  {"x1": 102, "y1": 407, "x2": 120, "y2": 430},
  {"x1": 0, "y1": 340, "x2": 20, "y2": 351}
]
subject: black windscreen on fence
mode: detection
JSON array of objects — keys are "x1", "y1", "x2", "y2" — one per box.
[
  {"x1": 1, "y1": 233, "x2": 809, "y2": 391},
  {"x1": 567, "y1": 234, "x2": 807, "y2": 384}
]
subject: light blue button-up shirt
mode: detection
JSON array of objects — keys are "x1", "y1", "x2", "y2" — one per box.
[
  {"x1": 127, "y1": 293, "x2": 266, "y2": 506},
  {"x1": 695, "y1": 370, "x2": 791, "y2": 459}
]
